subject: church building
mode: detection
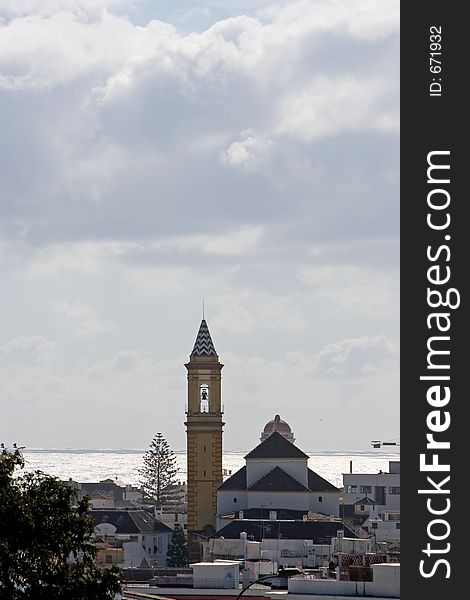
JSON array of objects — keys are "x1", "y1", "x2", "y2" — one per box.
[
  {"x1": 216, "y1": 416, "x2": 340, "y2": 531},
  {"x1": 184, "y1": 319, "x2": 340, "y2": 542}
]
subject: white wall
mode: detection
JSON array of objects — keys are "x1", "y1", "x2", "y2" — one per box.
[
  {"x1": 286, "y1": 565, "x2": 400, "y2": 599},
  {"x1": 309, "y1": 490, "x2": 339, "y2": 516},
  {"x1": 155, "y1": 512, "x2": 187, "y2": 531},
  {"x1": 192, "y1": 562, "x2": 240, "y2": 589},
  {"x1": 261, "y1": 539, "x2": 332, "y2": 568},
  {"x1": 217, "y1": 490, "x2": 248, "y2": 518},
  {"x1": 123, "y1": 542, "x2": 148, "y2": 568},
  {"x1": 246, "y1": 458, "x2": 308, "y2": 488},
  {"x1": 141, "y1": 533, "x2": 171, "y2": 566},
  {"x1": 363, "y1": 518, "x2": 400, "y2": 546}
]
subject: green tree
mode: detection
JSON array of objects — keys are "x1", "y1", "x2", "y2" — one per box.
[
  {"x1": 0, "y1": 445, "x2": 122, "y2": 600},
  {"x1": 166, "y1": 525, "x2": 188, "y2": 567},
  {"x1": 139, "y1": 433, "x2": 180, "y2": 510}
]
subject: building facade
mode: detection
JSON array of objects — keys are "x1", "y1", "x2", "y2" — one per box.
[
  {"x1": 341, "y1": 461, "x2": 400, "y2": 519},
  {"x1": 217, "y1": 422, "x2": 340, "y2": 530}
]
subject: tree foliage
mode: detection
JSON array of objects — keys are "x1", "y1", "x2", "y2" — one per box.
[
  {"x1": 0, "y1": 445, "x2": 122, "y2": 600},
  {"x1": 139, "y1": 433, "x2": 180, "y2": 510},
  {"x1": 166, "y1": 525, "x2": 188, "y2": 568}
]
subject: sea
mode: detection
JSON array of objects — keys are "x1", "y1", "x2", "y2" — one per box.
[{"x1": 21, "y1": 449, "x2": 400, "y2": 489}]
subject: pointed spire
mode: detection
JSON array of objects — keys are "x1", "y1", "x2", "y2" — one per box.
[{"x1": 191, "y1": 319, "x2": 217, "y2": 357}]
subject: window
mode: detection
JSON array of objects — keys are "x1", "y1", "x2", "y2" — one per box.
[
  {"x1": 233, "y1": 497, "x2": 237, "y2": 503},
  {"x1": 157, "y1": 537, "x2": 162, "y2": 552},
  {"x1": 372, "y1": 522, "x2": 378, "y2": 529},
  {"x1": 347, "y1": 485, "x2": 357, "y2": 493},
  {"x1": 318, "y1": 496, "x2": 323, "y2": 502},
  {"x1": 360, "y1": 505, "x2": 365, "y2": 511},
  {"x1": 105, "y1": 555, "x2": 113, "y2": 564},
  {"x1": 389, "y1": 486, "x2": 400, "y2": 494},
  {"x1": 200, "y1": 384, "x2": 209, "y2": 412},
  {"x1": 360, "y1": 486, "x2": 372, "y2": 494},
  {"x1": 396, "y1": 523, "x2": 400, "y2": 529}
]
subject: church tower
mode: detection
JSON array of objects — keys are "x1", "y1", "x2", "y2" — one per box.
[{"x1": 185, "y1": 319, "x2": 224, "y2": 536}]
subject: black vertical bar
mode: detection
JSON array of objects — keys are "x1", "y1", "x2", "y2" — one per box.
[{"x1": 401, "y1": 1, "x2": 466, "y2": 598}]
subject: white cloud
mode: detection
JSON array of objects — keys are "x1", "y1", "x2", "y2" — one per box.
[
  {"x1": 313, "y1": 335, "x2": 399, "y2": 377},
  {"x1": 0, "y1": 335, "x2": 58, "y2": 369},
  {"x1": 297, "y1": 264, "x2": 398, "y2": 318},
  {"x1": 276, "y1": 76, "x2": 398, "y2": 141},
  {"x1": 221, "y1": 131, "x2": 273, "y2": 172},
  {"x1": 54, "y1": 301, "x2": 115, "y2": 337},
  {"x1": 0, "y1": 0, "x2": 399, "y2": 449},
  {"x1": 210, "y1": 291, "x2": 306, "y2": 333},
  {"x1": 0, "y1": 337, "x2": 398, "y2": 450}
]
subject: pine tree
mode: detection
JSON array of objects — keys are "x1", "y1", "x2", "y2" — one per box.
[
  {"x1": 166, "y1": 525, "x2": 188, "y2": 567},
  {"x1": 139, "y1": 433, "x2": 180, "y2": 510}
]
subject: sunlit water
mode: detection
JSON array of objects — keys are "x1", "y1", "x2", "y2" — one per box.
[{"x1": 21, "y1": 449, "x2": 400, "y2": 488}]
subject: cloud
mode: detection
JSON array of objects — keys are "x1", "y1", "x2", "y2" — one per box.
[
  {"x1": 0, "y1": 336, "x2": 399, "y2": 450},
  {"x1": 0, "y1": 335, "x2": 58, "y2": 369},
  {"x1": 54, "y1": 301, "x2": 115, "y2": 337},
  {"x1": 276, "y1": 76, "x2": 398, "y2": 141},
  {"x1": 297, "y1": 263, "x2": 398, "y2": 318},
  {"x1": 0, "y1": 0, "x2": 399, "y2": 450},
  {"x1": 313, "y1": 335, "x2": 399, "y2": 377},
  {"x1": 210, "y1": 291, "x2": 306, "y2": 334},
  {"x1": 221, "y1": 131, "x2": 273, "y2": 172}
]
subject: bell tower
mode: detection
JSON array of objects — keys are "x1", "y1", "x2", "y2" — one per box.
[{"x1": 185, "y1": 319, "x2": 224, "y2": 536}]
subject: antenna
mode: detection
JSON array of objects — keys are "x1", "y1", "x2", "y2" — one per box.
[{"x1": 202, "y1": 299, "x2": 205, "y2": 319}]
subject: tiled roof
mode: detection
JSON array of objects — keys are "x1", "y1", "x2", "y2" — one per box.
[
  {"x1": 81, "y1": 481, "x2": 124, "y2": 499},
  {"x1": 218, "y1": 464, "x2": 338, "y2": 493},
  {"x1": 248, "y1": 467, "x2": 309, "y2": 492},
  {"x1": 308, "y1": 468, "x2": 339, "y2": 492},
  {"x1": 215, "y1": 520, "x2": 357, "y2": 542},
  {"x1": 354, "y1": 496, "x2": 377, "y2": 505},
  {"x1": 218, "y1": 466, "x2": 247, "y2": 490},
  {"x1": 245, "y1": 431, "x2": 309, "y2": 460},
  {"x1": 88, "y1": 510, "x2": 172, "y2": 535},
  {"x1": 191, "y1": 319, "x2": 217, "y2": 356}
]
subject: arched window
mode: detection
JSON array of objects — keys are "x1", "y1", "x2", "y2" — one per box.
[{"x1": 200, "y1": 384, "x2": 209, "y2": 412}]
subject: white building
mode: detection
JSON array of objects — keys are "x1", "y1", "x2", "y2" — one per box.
[
  {"x1": 217, "y1": 421, "x2": 340, "y2": 530},
  {"x1": 270, "y1": 563, "x2": 400, "y2": 599},
  {"x1": 363, "y1": 512, "x2": 400, "y2": 548},
  {"x1": 191, "y1": 561, "x2": 240, "y2": 589},
  {"x1": 342, "y1": 461, "x2": 400, "y2": 519},
  {"x1": 89, "y1": 509, "x2": 173, "y2": 567}
]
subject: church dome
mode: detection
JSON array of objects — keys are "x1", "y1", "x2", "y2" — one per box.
[{"x1": 260, "y1": 414, "x2": 295, "y2": 443}]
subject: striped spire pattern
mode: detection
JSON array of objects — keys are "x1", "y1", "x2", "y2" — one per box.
[{"x1": 191, "y1": 319, "x2": 217, "y2": 356}]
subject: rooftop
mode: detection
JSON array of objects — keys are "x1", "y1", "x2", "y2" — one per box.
[
  {"x1": 245, "y1": 431, "x2": 309, "y2": 460},
  {"x1": 191, "y1": 319, "x2": 217, "y2": 357}
]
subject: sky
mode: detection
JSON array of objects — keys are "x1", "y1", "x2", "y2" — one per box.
[{"x1": 0, "y1": 0, "x2": 399, "y2": 453}]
